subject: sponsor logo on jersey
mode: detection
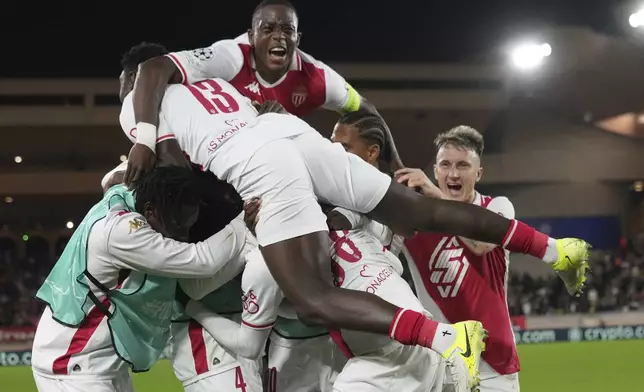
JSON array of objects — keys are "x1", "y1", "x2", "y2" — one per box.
[
  {"x1": 128, "y1": 218, "x2": 146, "y2": 234},
  {"x1": 365, "y1": 266, "x2": 395, "y2": 294},
  {"x1": 428, "y1": 237, "x2": 470, "y2": 298},
  {"x1": 207, "y1": 119, "x2": 249, "y2": 154}
]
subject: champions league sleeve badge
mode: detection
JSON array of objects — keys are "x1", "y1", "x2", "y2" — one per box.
[{"x1": 192, "y1": 47, "x2": 214, "y2": 61}]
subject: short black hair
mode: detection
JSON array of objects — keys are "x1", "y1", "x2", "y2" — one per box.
[
  {"x1": 434, "y1": 125, "x2": 484, "y2": 157},
  {"x1": 121, "y1": 42, "x2": 169, "y2": 72},
  {"x1": 252, "y1": 0, "x2": 297, "y2": 26},
  {"x1": 189, "y1": 170, "x2": 243, "y2": 242},
  {"x1": 338, "y1": 111, "x2": 401, "y2": 175},
  {"x1": 133, "y1": 166, "x2": 200, "y2": 226}
]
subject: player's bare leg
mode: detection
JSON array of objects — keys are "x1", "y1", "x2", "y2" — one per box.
[{"x1": 260, "y1": 231, "x2": 398, "y2": 331}]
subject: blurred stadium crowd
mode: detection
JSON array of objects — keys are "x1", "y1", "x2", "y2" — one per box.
[{"x1": 1, "y1": 232, "x2": 643, "y2": 327}]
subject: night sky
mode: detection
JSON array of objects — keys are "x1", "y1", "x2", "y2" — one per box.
[{"x1": 0, "y1": 0, "x2": 634, "y2": 77}]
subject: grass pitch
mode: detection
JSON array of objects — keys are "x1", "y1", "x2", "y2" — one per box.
[{"x1": 2, "y1": 340, "x2": 640, "y2": 392}]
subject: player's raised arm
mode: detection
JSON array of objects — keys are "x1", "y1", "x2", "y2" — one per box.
[
  {"x1": 319, "y1": 59, "x2": 405, "y2": 172},
  {"x1": 132, "y1": 39, "x2": 243, "y2": 129},
  {"x1": 122, "y1": 41, "x2": 242, "y2": 185}
]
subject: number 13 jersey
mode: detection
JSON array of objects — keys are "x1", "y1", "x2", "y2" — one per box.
[{"x1": 119, "y1": 79, "x2": 316, "y2": 181}]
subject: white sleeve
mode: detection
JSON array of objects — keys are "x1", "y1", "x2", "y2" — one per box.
[
  {"x1": 179, "y1": 221, "x2": 258, "y2": 300},
  {"x1": 332, "y1": 207, "x2": 369, "y2": 229},
  {"x1": 106, "y1": 211, "x2": 249, "y2": 278},
  {"x1": 487, "y1": 197, "x2": 515, "y2": 220},
  {"x1": 240, "y1": 248, "x2": 283, "y2": 330},
  {"x1": 314, "y1": 58, "x2": 360, "y2": 112},
  {"x1": 165, "y1": 40, "x2": 244, "y2": 84},
  {"x1": 101, "y1": 161, "x2": 128, "y2": 190},
  {"x1": 119, "y1": 93, "x2": 176, "y2": 143},
  {"x1": 367, "y1": 220, "x2": 394, "y2": 248},
  {"x1": 186, "y1": 300, "x2": 269, "y2": 359}
]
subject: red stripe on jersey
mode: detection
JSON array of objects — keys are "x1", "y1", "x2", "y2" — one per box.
[
  {"x1": 188, "y1": 320, "x2": 209, "y2": 375},
  {"x1": 156, "y1": 134, "x2": 175, "y2": 142},
  {"x1": 52, "y1": 299, "x2": 110, "y2": 374},
  {"x1": 241, "y1": 319, "x2": 275, "y2": 330},
  {"x1": 329, "y1": 329, "x2": 354, "y2": 359},
  {"x1": 51, "y1": 279, "x2": 127, "y2": 375},
  {"x1": 166, "y1": 54, "x2": 188, "y2": 84}
]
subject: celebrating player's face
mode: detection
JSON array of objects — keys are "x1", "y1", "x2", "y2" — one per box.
[
  {"x1": 331, "y1": 123, "x2": 380, "y2": 167},
  {"x1": 434, "y1": 144, "x2": 482, "y2": 202},
  {"x1": 250, "y1": 5, "x2": 300, "y2": 77}
]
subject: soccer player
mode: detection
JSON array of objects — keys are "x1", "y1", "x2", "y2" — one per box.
[
  {"x1": 31, "y1": 166, "x2": 255, "y2": 392},
  {"x1": 396, "y1": 126, "x2": 587, "y2": 391},
  {"x1": 107, "y1": 162, "x2": 264, "y2": 392},
  {"x1": 119, "y1": 41, "x2": 590, "y2": 385},
  {"x1": 124, "y1": 0, "x2": 402, "y2": 184},
  {"x1": 324, "y1": 112, "x2": 463, "y2": 391}
]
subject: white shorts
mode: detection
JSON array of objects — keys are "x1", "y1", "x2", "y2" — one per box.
[
  {"x1": 33, "y1": 371, "x2": 134, "y2": 392},
  {"x1": 479, "y1": 373, "x2": 520, "y2": 392},
  {"x1": 184, "y1": 360, "x2": 263, "y2": 392},
  {"x1": 332, "y1": 343, "x2": 446, "y2": 392},
  {"x1": 266, "y1": 334, "x2": 344, "y2": 392},
  {"x1": 224, "y1": 119, "x2": 391, "y2": 246}
]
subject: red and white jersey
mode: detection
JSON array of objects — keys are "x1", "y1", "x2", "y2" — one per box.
[
  {"x1": 329, "y1": 208, "x2": 425, "y2": 356},
  {"x1": 120, "y1": 82, "x2": 316, "y2": 182},
  {"x1": 170, "y1": 317, "x2": 242, "y2": 385},
  {"x1": 401, "y1": 192, "x2": 519, "y2": 378},
  {"x1": 32, "y1": 205, "x2": 251, "y2": 377},
  {"x1": 166, "y1": 34, "x2": 356, "y2": 116}
]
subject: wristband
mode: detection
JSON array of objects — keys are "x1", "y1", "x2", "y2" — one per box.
[{"x1": 135, "y1": 122, "x2": 157, "y2": 151}]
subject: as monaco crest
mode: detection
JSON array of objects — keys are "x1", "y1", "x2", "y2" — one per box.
[{"x1": 291, "y1": 86, "x2": 307, "y2": 107}]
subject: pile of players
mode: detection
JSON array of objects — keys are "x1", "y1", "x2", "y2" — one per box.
[{"x1": 30, "y1": 1, "x2": 591, "y2": 391}]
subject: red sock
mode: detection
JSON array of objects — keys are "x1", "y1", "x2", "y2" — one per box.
[
  {"x1": 388, "y1": 308, "x2": 438, "y2": 347},
  {"x1": 502, "y1": 219, "x2": 549, "y2": 259}
]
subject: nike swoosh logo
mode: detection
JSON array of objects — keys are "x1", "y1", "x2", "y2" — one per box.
[{"x1": 462, "y1": 325, "x2": 472, "y2": 358}]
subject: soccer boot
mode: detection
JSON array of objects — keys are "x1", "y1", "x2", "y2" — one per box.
[
  {"x1": 551, "y1": 238, "x2": 591, "y2": 296},
  {"x1": 442, "y1": 320, "x2": 487, "y2": 392}
]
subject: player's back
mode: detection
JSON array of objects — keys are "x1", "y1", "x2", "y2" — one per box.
[{"x1": 157, "y1": 78, "x2": 316, "y2": 180}]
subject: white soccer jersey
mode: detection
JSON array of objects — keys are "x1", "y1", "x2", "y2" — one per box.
[
  {"x1": 32, "y1": 206, "x2": 252, "y2": 378},
  {"x1": 119, "y1": 80, "x2": 315, "y2": 184},
  {"x1": 170, "y1": 316, "x2": 263, "y2": 391},
  {"x1": 185, "y1": 248, "x2": 284, "y2": 361}
]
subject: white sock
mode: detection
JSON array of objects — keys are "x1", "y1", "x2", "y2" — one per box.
[
  {"x1": 542, "y1": 238, "x2": 558, "y2": 264},
  {"x1": 430, "y1": 323, "x2": 457, "y2": 355}
]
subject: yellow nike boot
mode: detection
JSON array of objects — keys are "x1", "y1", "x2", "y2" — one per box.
[
  {"x1": 441, "y1": 320, "x2": 487, "y2": 392},
  {"x1": 551, "y1": 238, "x2": 591, "y2": 296}
]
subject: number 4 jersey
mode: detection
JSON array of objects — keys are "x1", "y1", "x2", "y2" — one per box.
[{"x1": 401, "y1": 192, "x2": 520, "y2": 379}]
